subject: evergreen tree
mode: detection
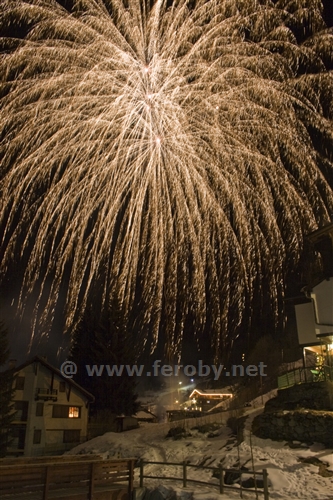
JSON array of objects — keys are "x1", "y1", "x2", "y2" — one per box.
[
  {"x1": 246, "y1": 334, "x2": 283, "y2": 380},
  {"x1": 69, "y1": 299, "x2": 139, "y2": 416},
  {"x1": 0, "y1": 321, "x2": 14, "y2": 457}
]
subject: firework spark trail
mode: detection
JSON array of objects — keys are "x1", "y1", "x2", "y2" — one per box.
[{"x1": 0, "y1": 0, "x2": 333, "y2": 357}]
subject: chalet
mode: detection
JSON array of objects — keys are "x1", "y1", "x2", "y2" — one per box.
[
  {"x1": 294, "y1": 278, "x2": 333, "y2": 383},
  {"x1": 189, "y1": 389, "x2": 232, "y2": 412},
  {"x1": 279, "y1": 223, "x2": 333, "y2": 389},
  {"x1": 8, "y1": 356, "x2": 94, "y2": 457}
]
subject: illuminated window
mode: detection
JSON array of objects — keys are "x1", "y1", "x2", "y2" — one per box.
[
  {"x1": 68, "y1": 406, "x2": 80, "y2": 418},
  {"x1": 52, "y1": 405, "x2": 81, "y2": 418}
]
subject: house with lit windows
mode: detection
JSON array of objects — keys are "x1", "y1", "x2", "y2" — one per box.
[
  {"x1": 8, "y1": 356, "x2": 94, "y2": 456},
  {"x1": 279, "y1": 223, "x2": 333, "y2": 390},
  {"x1": 293, "y1": 224, "x2": 333, "y2": 384},
  {"x1": 188, "y1": 389, "x2": 233, "y2": 412}
]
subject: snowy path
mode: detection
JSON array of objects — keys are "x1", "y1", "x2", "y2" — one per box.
[{"x1": 137, "y1": 423, "x2": 168, "y2": 462}]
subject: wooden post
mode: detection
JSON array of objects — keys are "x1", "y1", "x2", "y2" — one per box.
[
  {"x1": 182, "y1": 461, "x2": 187, "y2": 488},
  {"x1": 88, "y1": 462, "x2": 95, "y2": 500},
  {"x1": 43, "y1": 465, "x2": 50, "y2": 500},
  {"x1": 128, "y1": 459, "x2": 134, "y2": 495},
  {"x1": 263, "y1": 469, "x2": 269, "y2": 500},
  {"x1": 254, "y1": 471, "x2": 259, "y2": 500},
  {"x1": 302, "y1": 347, "x2": 308, "y2": 383},
  {"x1": 240, "y1": 470, "x2": 243, "y2": 499},
  {"x1": 218, "y1": 464, "x2": 224, "y2": 494},
  {"x1": 250, "y1": 431, "x2": 258, "y2": 500},
  {"x1": 140, "y1": 460, "x2": 144, "y2": 488}
]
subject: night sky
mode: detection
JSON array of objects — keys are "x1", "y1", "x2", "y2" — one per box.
[{"x1": 1, "y1": 0, "x2": 333, "y2": 366}]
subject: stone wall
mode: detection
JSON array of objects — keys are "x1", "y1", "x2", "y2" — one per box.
[
  {"x1": 252, "y1": 409, "x2": 333, "y2": 447},
  {"x1": 265, "y1": 381, "x2": 333, "y2": 412}
]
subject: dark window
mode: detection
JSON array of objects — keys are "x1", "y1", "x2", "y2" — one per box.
[
  {"x1": 14, "y1": 401, "x2": 29, "y2": 421},
  {"x1": 59, "y1": 381, "x2": 66, "y2": 392},
  {"x1": 33, "y1": 430, "x2": 42, "y2": 444},
  {"x1": 63, "y1": 430, "x2": 80, "y2": 443},
  {"x1": 52, "y1": 405, "x2": 68, "y2": 418},
  {"x1": 11, "y1": 426, "x2": 26, "y2": 449},
  {"x1": 36, "y1": 402, "x2": 44, "y2": 416},
  {"x1": 52, "y1": 405, "x2": 81, "y2": 418},
  {"x1": 15, "y1": 376, "x2": 25, "y2": 390}
]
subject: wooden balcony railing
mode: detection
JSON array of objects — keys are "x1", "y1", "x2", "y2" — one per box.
[
  {"x1": 0, "y1": 457, "x2": 135, "y2": 500},
  {"x1": 35, "y1": 388, "x2": 58, "y2": 401}
]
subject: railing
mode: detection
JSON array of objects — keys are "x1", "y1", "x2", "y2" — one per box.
[
  {"x1": 277, "y1": 365, "x2": 333, "y2": 389},
  {"x1": 35, "y1": 388, "x2": 58, "y2": 401},
  {"x1": 0, "y1": 457, "x2": 135, "y2": 500},
  {"x1": 0, "y1": 454, "x2": 102, "y2": 465},
  {"x1": 139, "y1": 460, "x2": 269, "y2": 499}
]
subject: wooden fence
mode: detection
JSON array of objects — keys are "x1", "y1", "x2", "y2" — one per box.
[
  {"x1": 0, "y1": 454, "x2": 103, "y2": 465},
  {"x1": 0, "y1": 457, "x2": 135, "y2": 500},
  {"x1": 139, "y1": 460, "x2": 269, "y2": 499}
]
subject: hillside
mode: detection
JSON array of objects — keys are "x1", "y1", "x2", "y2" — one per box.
[{"x1": 69, "y1": 396, "x2": 333, "y2": 499}]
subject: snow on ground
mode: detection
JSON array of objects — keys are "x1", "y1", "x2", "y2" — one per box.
[{"x1": 69, "y1": 392, "x2": 333, "y2": 500}]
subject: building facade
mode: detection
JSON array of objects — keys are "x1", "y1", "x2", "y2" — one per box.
[
  {"x1": 279, "y1": 223, "x2": 333, "y2": 389},
  {"x1": 189, "y1": 388, "x2": 232, "y2": 412},
  {"x1": 8, "y1": 356, "x2": 94, "y2": 456},
  {"x1": 295, "y1": 224, "x2": 333, "y2": 381}
]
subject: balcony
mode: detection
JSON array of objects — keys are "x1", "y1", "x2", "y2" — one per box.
[
  {"x1": 35, "y1": 388, "x2": 58, "y2": 401},
  {"x1": 277, "y1": 365, "x2": 333, "y2": 389}
]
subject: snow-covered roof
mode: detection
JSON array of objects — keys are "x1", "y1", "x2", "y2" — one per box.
[
  {"x1": 189, "y1": 388, "x2": 233, "y2": 399},
  {"x1": 135, "y1": 410, "x2": 157, "y2": 420}
]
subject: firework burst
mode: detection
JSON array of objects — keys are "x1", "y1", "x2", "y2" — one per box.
[{"x1": 1, "y1": 0, "x2": 333, "y2": 358}]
